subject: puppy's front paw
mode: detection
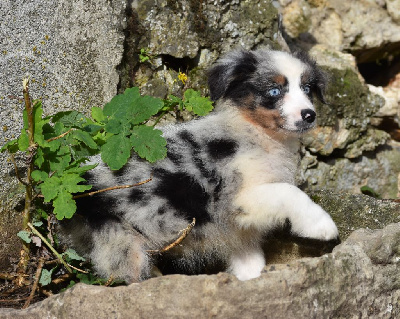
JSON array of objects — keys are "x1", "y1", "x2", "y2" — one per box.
[
  {"x1": 291, "y1": 205, "x2": 339, "y2": 241},
  {"x1": 305, "y1": 213, "x2": 339, "y2": 241}
]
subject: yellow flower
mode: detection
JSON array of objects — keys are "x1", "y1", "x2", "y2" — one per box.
[{"x1": 178, "y1": 72, "x2": 188, "y2": 84}]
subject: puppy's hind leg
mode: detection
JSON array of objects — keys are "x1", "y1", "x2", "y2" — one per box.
[
  {"x1": 235, "y1": 183, "x2": 339, "y2": 241},
  {"x1": 89, "y1": 222, "x2": 152, "y2": 283}
]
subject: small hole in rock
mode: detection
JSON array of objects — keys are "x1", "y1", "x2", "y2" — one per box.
[
  {"x1": 161, "y1": 54, "x2": 200, "y2": 73},
  {"x1": 358, "y1": 55, "x2": 400, "y2": 87}
]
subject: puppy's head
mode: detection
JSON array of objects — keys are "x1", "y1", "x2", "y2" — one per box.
[{"x1": 208, "y1": 49, "x2": 327, "y2": 135}]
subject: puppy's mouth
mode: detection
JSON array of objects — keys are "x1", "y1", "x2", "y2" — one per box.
[
  {"x1": 295, "y1": 120, "x2": 316, "y2": 133},
  {"x1": 281, "y1": 121, "x2": 316, "y2": 134}
]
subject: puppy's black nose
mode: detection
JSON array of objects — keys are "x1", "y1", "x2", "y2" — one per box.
[{"x1": 301, "y1": 109, "x2": 316, "y2": 123}]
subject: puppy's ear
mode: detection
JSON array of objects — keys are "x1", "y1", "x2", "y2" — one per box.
[
  {"x1": 293, "y1": 50, "x2": 329, "y2": 104},
  {"x1": 207, "y1": 63, "x2": 227, "y2": 101},
  {"x1": 314, "y1": 69, "x2": 329, "y2": 104},
  {"x1": 207, "y1": 51, "x2": 258, "y2": 101}
]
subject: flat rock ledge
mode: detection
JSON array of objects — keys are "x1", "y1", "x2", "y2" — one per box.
[{"x1": 1, "y1": 223, "x2": 399, "y2": 319}]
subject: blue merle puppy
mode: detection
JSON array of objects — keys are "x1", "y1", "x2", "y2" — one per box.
[{"x1": 61, "y1": 49, "x2": 339, "y2": 282}]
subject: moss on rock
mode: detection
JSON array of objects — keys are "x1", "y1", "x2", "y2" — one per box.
[{"x1": 309, "y1": 190, "x2": 400, "y2": 239}]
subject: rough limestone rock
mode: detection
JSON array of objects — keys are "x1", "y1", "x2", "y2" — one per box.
[
  {"x1": 298, "y1": 45, "x2": 400, "y2": 198},
  {"x1": 1, "y1": 0, "x2": 399, "y2": 294},
  {"x1": 1, "y1": 222, "x2": 399, "y2": 318},
  {"x1": 0, "y1": 0, "x2": 126, "y2": 270},
  {"x1": 279, "y1": 0, "x2": 400, "y2": 62},
  {"x1": 263, "y1": 190, "x2": 400, "y2": 264},
  {"x1": 123, "y1": 0, "x2": 282, "y2": 99},
  {"x1": 301, "y1": 142, "x2": 400, "y2": 199}
]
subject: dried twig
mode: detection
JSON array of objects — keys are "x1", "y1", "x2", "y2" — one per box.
[
  {"x1": 72, "y1": 176, "x2": 153, "y2": 199},
  {"x1": 10, "y1": 154, "x2": 28, "y2": 186},
  {"x1": 147, "y1": 218, "x2": 196, "y2": 254},
  {"x1": 0, "y1": 273, "x2": 19, "y2": 281},
  {"x1": 66, "y1": 263, "x2": 88, "y2": 274},
  {"x1": 51, "y1": 273, "x2": 75, "y2": 285},
  {"x1": 0, "y1": 297, "x2": 29, "y2": 303},
  {"x1": 46, "y1": 128, "x2": 74, "y2": 142},
  {"x1": 105, "y1": 275, "x2": 115, "y2": 287},
  {"x1": 23, "y1": 257, "x2": 44, "y2": 309},
  {"x1": 39, "y1": 289, "x2": 53, "y2": 297}
]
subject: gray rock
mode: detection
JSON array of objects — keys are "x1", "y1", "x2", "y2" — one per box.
[
  {"x1": 310, "y1": 190, "x2": 400, "y2": 239},
  {"x1": 1, "y1": 222, "x2": 399, "y2": 318},
  {"x1": 0, "y1": 0, "x2": 126, "y2": 269},
  {"x1": 279, "y1": 0, "x2": 400, "y2": 62},
  {"x1": 123, "y1": 0, "x2": 282, "y2": 96},
  {"x1": 297, "y1": 45, "x2": 399, "y2": 198},
  {"x1": 300, "y1": 142, "x2": 400, "y2": 199}
]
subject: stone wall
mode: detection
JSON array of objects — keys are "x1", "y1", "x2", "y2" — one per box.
[
  {"x1": 1, "y1": 221, "x2": 399, "y2": 318},
  {"x1": 278, "y1": 0, "x2": 400, "y2": 197}
]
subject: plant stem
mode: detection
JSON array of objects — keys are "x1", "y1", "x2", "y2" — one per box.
[
  {"x1": 27, "y1": 223, "x2": 73, "y2": 273},
  {"x1": 16, "y1": 78, "x2": 35, "y2": 285},
  {"x1": 27, "y1": 223, "x2": 72, "y2": 273}
]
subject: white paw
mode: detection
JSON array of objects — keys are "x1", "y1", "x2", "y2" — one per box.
[
  {"x1": 291, "y1": 205, "x2": 339, "y2": 241},
  {"x1": 229, "y1": 251, "x2": 265, "y2": 281}
]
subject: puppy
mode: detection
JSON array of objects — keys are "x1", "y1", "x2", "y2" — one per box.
[{"x1": 61, "y1": 49, "x2": 339, "y2": 282}]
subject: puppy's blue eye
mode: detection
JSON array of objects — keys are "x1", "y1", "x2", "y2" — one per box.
[
  {"x1": 302, "y1": 85, "x2": 311, "y2": 94},
  {"x1": 268, "y1": 88, "x2": 281, "y2": 97}
]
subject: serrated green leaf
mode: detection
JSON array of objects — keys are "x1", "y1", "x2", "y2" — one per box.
[
  {"x1": 39, "y1": 268, "x2": 54, "y2": 286},
  {"x1": 103, "y1": 87, "x2": 163, "y2": 125},
  {"x1": 61, "y1": 173, "x2": 92, "y2": 193},
  {"x1": 47, "y1": 138, "x2": 61, "y2": 152},
  {"x1": 49, "y1": 145, "x2": 71, "y2": 173},
  {"x1": 17, "y1": 230, "x2": 32, "y2": 243},
  {"x1": 101, "y1": 134, "x2": 131, "y2": 170},
  {"x1": 31, "y1": 170, "x2": 48, "y2": 182},
  {"x1": 83, "y1": 124, "x2": 103, "y2": 134},
  {"x1": 52, "y1": 111, "x2": 89, "y2": 128},
  {"x1": 91, "y1": 107, "x2": 106, "y2": 123},
  {"x1": 53, "y1": 122, "x2": 65, "y2": 135},
  {"x1": 53, "y1": 191, "x2": 76, "y2": 220},
  {"x1": 0, "y1": 139, "x2": 18, "y2": 153},
  {"x1": 64, "y1": 163, "x2": 97, "y2": 175},
  {"x1": 63, "y1": 248, "x2": 86, "y2": 261},
  {"x1": 183, "y1": 89, "x2": 199, "y2": 100},
  {"x1": 104, "y1": 118, "x2": 124, "y2": 134},
  {"x1": 40, "y1": 176, "x2": 62, "y2": 202},
  {"x1": 71, "y1": 130, "x2": 98, "y2": 149},
  {"x1": 184, "y1": 89, "x2": 213, "y2": 116},
  {"x1": 164, "y1": 95, "x2": 184, "y2": 111},
  {"x1": 128, "y1": 94, "x2": 164, "y2": 124},
  {"x1": 34, "y1": 147, "x2": 45, "y2": 168},
  {"x1": 130, "y1": 126, "x2": 167, "y2": 163},
  {"x1": 186, "y1": 96, "x2": 213, "y2": 116},
  {"x1": 42, "y1": 122, "x2": 62, "y2": 151},
  {"x1": 70, "y1": 144, "x2": 99, "y2": 159},
  {"x1": 18, "y1": 131, "x2": 29, "y2": 151},
  {"x1": 103, "y1": 87, "x2": 140, "y2": 118}
]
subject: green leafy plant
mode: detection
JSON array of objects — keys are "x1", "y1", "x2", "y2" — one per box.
[
  {"x1": 138, "y1": 48, "x2": 155, "y2": 64},
  {"x1": 1, "y1": 78, "x2": 213, "y2": 299}
]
